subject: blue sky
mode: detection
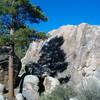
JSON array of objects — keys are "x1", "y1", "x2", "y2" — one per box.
[{"x1": 30, "y1": 0, "x2": 100, "y2": 32}]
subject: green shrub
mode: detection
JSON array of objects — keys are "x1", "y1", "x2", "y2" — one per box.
[
  {"x1": 41, "y1": 77, "x2": 100, "y2": 100},
  {"x1": 40, "y1": 85, "x2": 76, "y2": 100}
]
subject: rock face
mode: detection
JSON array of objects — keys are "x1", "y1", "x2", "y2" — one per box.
[
  {"x1": 21, "y1": 23, "x2": 100, "y2": 90},
  {"x1": 20, "y1": 40, "x2": 44, "y2": 76},
  {"x1": 21, "y1": 37, "x2": 69, "y2": 81}
]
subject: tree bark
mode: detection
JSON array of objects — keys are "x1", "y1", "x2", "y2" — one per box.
[{"x1": 8, "y1": 45, "x2": 14, "y2": 100}]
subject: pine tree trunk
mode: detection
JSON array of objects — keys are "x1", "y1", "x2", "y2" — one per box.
[{"x1": 8, "y1": 44, "x2": 14, "y2": 100}]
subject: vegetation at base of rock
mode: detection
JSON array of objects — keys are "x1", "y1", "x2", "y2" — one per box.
[
  {"x1": 0, "y1": 0, "x2": 48, "y2": 58},
  {"x1": 40, "y1": 85, "x2": 77, "y2": 100},
  {"x1": 40, "y1": 77, "x2": 100, "y2": 100}
]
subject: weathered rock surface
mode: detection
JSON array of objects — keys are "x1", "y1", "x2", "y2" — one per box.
[
  {"x1": 21, "y1": 23, "x2": 100, "y2": 90},
  {"x1": 20, "y1": 40, "x2": 45, "y2": 76}
]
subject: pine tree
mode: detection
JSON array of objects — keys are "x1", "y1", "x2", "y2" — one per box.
[{"x1": 0, "y1": 0, "x2": 48, "y2": 58}]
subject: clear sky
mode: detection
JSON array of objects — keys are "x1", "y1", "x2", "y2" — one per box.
[{"x1": 30, "y1": 0, "x2": 100, "y2": 32}]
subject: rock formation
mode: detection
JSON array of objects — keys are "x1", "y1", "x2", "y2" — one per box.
[
  {"x1": 20, "y1": 40, "x2": 45, "y2": 76},
  {"x1": 21, "y1": 23, "x2": 100, "y2": 94},
  {"x1": 20, "y1": 36, "x2": 69, "y2": 95}
]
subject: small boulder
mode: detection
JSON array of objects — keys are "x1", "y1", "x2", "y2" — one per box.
[
  {"x1": 43, "y1": 76, "x2": 60, "y2": 93},
  {"x1": 15, "y1": 93, "x2": 24, "y2": 100}
]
